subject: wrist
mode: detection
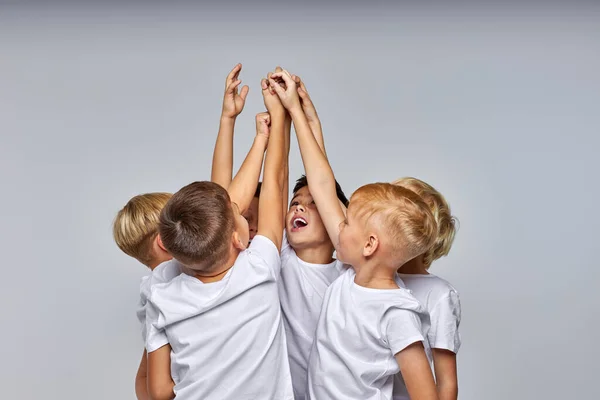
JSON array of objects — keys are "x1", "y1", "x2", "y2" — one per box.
[
  {"x1": 254, "y1": 134, "x2": 269, "y2": 146},
  {"x1": 220, "y1": 114, "x2": 237, "y2": 123},
  {"x1": 289, "y1": 107, "x2": 306, "y2": 120},
  {"x1": 268, "y1": 108, "x2": 286, "y2": 119}
]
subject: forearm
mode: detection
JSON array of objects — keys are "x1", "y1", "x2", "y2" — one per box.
[
  {"x1": 264, "y1": 113, "x2": 286, "y2": 191},
  {"x1": 228, "y1": 135, "x2": 268, "y2": 213},
  {"x1": 282, "y1": 114, "x2": 292, "y2": 216},
  {"x1": 309, "y1": 119, "x2": 327, "y2": 157},
  {"x1": 290, "y1": 108, "x2": 335, "y2": 196},
  {"x1": 437, "y1": 383, "x2": 458, "y2": 400},
  {"x1": 211, "y1": 116, "x2": 236, "y2": 188}
]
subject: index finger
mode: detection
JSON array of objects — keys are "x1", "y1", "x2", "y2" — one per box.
[{"x1": 226, "y1": 63, "x2": 242, "y2": 84}]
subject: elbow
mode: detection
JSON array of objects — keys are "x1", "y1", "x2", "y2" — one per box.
[{"x1": 148, "y1": 384, "x2": 174, "y2": 400}]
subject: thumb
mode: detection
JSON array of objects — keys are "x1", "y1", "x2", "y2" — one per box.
[
  {"x1": 269, "y1": 78, "x2": 285, "y2": 97},
  {"x1": 239, "y1": 85, "x2": 249, "y2": 101}
]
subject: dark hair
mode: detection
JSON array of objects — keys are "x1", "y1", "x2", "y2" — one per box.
[
  {"x1": 159, "y1": 181, "x2": 234, "y2": 270},
  {"x1": 292, "y1": 175, "x2": 349, "y2": 207},
  {"x1": 254, "y1": 182, "x2": 262, "y2": 198}
]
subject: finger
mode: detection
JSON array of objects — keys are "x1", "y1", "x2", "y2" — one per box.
[
  {"x1": 239, "y1": 85, "x2": 249, "y2": 101},
  {"x1": 227, "y1": 79, "x2": 242, "y2": 94},
  {"x1": 269, "y1": 78, "x2": 285, "y2": 96},
  {"x1": 264, "y1": 113, "x2": 271, "y2": 125},
  {"x1": 267, "y1": 71, "x2": 273, "y2": 80},
  {"x1": 261, "y1": 78, "x2": 268, "y2": 90},
  {"x1": 292, "y1": 74, "x2": 301, "y2": 84},
  {"x1": 226, "y1": 63, "x2": 242, "y2": 84},
  {"x1": 275, "y1": 66, "x2": 283, "y2": 73},
  {"x1": 271, "y1": 71, "x2": 294, "y2": 87}
]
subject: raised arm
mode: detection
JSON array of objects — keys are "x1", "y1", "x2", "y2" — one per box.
[
  {"x1": 257, "y1": 75, "x2": 287, "y2": 250},
  {"x1": 227, "y1": 113, "x2": 269, "y2": 214},
  {"x1": 270, "y1": 70, "x2": 345, "y2": 250},
  {"x1": 211, "y1": 63, "x2": 249, "y2": 188},
  {"x1": 292, "y1": 74, "x2": 327, "y2": 157},
  {"x1": 267, "y1": 67, "x2": 292, "y2": 218}
]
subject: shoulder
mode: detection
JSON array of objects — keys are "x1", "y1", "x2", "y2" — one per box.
[
  {"x1": 400, "y1": 274, "x2": 459, "y2": 303},
  {"x1": 152, "y1": 259, "x2": 182, "y2": 283}
]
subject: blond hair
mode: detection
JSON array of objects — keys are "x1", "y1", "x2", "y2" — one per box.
[
  {"x1": 350, "y1": 183, "x2": 438, "y2": 264},
  {"x1": 392, "y1": 177, "x2": 457, "y2": 268},
  {"x1": 113, "y1": 192, "x2": 172, "y2": 266}
]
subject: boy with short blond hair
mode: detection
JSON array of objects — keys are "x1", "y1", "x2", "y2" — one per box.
[
  {"x1": 270, "y1": 69, "x2": 440, "y2": 400},
  {"x1": 113, "y1": 192, "x2": 177, "y2": 400},
  {"x1": 392, "y1": 177, "x2": 461, "y2": 400},
  {"x1": 113, "y1": 192, "x2": 173, "y2": 268}
]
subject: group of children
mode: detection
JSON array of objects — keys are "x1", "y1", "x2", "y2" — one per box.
[{"x1": 113, "y1": 64, "x2": 461, "y2": 400}]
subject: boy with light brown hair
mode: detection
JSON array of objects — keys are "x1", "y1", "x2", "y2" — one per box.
[
  {"x1": 113, "y1": 63, "x2": 268, "y2": 400},
  {"x1": 144, "y1": 71, "x2": 293, "y2": 400}
]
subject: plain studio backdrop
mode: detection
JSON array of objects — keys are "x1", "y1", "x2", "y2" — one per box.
[{"x1": 1, "y1": 1, "x2": 598, "y2": 399}]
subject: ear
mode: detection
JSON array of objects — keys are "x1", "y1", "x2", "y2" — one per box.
[
  {"x1": 232, "y1": 231, "x2": 247, "y2": 251},
  {"x1": 362, "y1": 233, "x2": 379, "y2": 257},
  {"x1": 156, "y1": 234, "x2": 168, "y2": 253}
]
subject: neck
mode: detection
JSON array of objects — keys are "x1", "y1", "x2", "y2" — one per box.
[
  {"x1": 294, "y1": 242, "x2": 335, "y2": 265},
  {"x1": 147, "y1": 257, "x2": 169, "y2": 271},
  {"x1": 398, "y1": 255, "x2": 429, "y2": 275},
  {"x1": 194, "y1": 248, "x2": 240, "y2": 283},
  {"x1": 353, "y1": 259, "x2": 398, "y2": 289}
]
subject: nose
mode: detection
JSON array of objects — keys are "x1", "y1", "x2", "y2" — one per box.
[{"x1": 295, "y1": 204, "x2": 305, "y2": 212}]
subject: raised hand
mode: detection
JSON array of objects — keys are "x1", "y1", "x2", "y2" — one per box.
[
  {"x1": 222, "y1": 63, "x2": 249, "y2": 119},
  {"x1": 261, "y1": 75, "x2": 285, "y2": 116},
  {"x1": 269, "y1": 69, "x2": 301, "y2": 112},
  {"x1": 292, "y1": 74, "x2": 319, "y2": 125},
  {"x1": 255, "y1": 112, "x2": 271, "y2": 140}
]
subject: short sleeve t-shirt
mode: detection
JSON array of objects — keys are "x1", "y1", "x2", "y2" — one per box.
[
  {"x1": 278, "y1": 234, "x2": 345, "y2": 399},
  {"x1": 307, "y1": 268, "x2": 429, "y2": 400},
  {"x1": 145, "y1": 235, "x2": 294, "y2": 400}
]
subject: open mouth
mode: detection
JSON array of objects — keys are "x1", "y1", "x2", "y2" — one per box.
[{"x1": 291, "y1": 216, "x2": 308, "y2": 231}]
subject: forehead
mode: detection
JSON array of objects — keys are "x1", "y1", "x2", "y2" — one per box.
[{"x1": 291, "y1": 186, "x2": 313, "y2": 201}]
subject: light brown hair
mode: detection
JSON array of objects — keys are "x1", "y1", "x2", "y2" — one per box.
[{"x1": 159, "y1": 181, "x2": 234, "y2": 271}]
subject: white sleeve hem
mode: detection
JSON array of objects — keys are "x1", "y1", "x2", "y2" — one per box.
[
  {"x1": 390, "y1": 335, "x2": 425, "y2": 356},
  {"x1": 146, "y1": 337, "x2": 170, "y2": 353},
  {"x1": 430, "y1": 340, "x2": 460, "y2": 354}
]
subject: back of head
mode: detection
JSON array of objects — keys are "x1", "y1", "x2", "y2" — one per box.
[
  {"x1": 293, "y1": 175, "x2": 349, "y2": 206},
  {"x1": 113, "y1": 192, "x2": 172, "y2": 266},
  {"x1": 159, "y1": 181, "x2": 234, "y2": 271},
  {"x1": 350, "y1": 183, "x2": 438, "y2": 265},
  {"x1": 392, "y1": 177, "x2": 457, "y2": 268}
]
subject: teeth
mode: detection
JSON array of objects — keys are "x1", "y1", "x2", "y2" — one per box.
[{"x1": 293, "y1": 217, "x2": 307, "y2": 228}]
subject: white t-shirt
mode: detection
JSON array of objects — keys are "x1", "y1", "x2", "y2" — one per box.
[
  {"x1": 145, "y1": 235, "x2": 294, "y2": 400},
  {"x1": 307, "y1": 268, "x2": 429, "y2": 400},
  {"x1": 278, "y1": 234, "x2": 345, "y2": 400},
  {"x1": 136, "y1": 259, "x2": 182, "y2": 342},
  {"x1": 393, "y1": 273, "x2": 461, "y2": 400}
]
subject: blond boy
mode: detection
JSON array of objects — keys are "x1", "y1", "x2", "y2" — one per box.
[{"x1": 270, "y1": 70, "x2": 440, "y2": 400}]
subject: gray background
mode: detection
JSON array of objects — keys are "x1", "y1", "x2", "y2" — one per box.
[{"x1": 1, "y1": 1, "x2": 599, "y2": 399}]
